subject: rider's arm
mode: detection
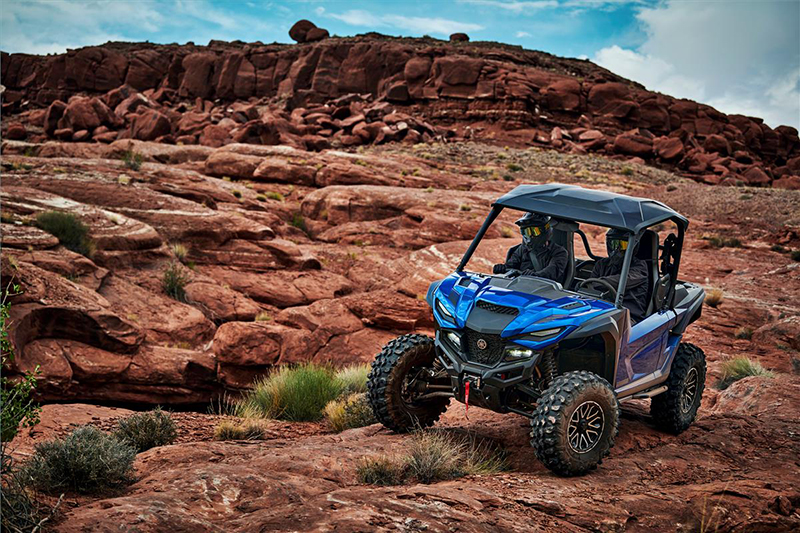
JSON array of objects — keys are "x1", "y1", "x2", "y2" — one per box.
[
  {"x1": 505, "y1": 245, "x2": 523, "y2": 269},
  {"x1": 533, "y1": 245, "x2": 569, "y2": 282}
]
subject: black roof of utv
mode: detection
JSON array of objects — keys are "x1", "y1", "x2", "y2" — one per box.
[{"x1": 494, "y1": 183, "x2": 688, "y2": 233}]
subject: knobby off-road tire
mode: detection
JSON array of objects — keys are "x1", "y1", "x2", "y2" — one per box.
[
  {"x1": 530, "y1": 371, "x2": 619, "y2": 476},
  {"x1": 650, "y1": 342, "x2": 706, "y2": 434},
  {"x1": 367, "y1": 334, "x2": 449, "y2": 433}
]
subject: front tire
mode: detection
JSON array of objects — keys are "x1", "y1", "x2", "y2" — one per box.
[
  {"x1": 650, "y1": 342, "x2": 706, "y2": 434},
  {"x1": 367, "y1": 334, "x2": 449, "y2": 433},
  {"x1": 530, "y1": 371, "x2": 619, "y2": 476}
]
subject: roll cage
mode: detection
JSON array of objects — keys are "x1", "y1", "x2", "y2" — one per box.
[{"x1": 457, "y1": 183, "x2": 689, "y2": 312}]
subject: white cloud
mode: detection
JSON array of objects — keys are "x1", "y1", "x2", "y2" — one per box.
[
  {"x1": 592, "y1": 1, "x2": 799, "y2": 129},
  {"x1": 516, "y1": 31, "x2": 531, "y2": 38},
  {"x1": 328, "y1": 9, "x2": 482, "y2": 36},
  {"x1": 315, "y1": 6, "x2": 325, "y2": 16},
  {"x1": 459, "y1": 0, "x2": 558, "y2": 13}
]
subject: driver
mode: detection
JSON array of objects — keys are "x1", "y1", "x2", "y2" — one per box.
[
  {"x1": 493, "y1": 213, "x2": 568, "y2": 283},
  {"x1": 590, "y1": 228, "x2": 649, "y2": 321}
]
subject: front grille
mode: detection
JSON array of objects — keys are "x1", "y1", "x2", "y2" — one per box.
[
  {"x1": 476, "y1": 300, "x2": 518, "y2": 316},
  {"x1": 462, "y1": 329, "x2": 505, "y2": 366}
]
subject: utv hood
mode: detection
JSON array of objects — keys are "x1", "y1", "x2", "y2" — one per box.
[{"x1": 428, "y1": 272, "x2": 614, "y2": 346}]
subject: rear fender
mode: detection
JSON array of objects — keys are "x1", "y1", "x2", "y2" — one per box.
[{"x1": 671, "y1": 282, "x2": 704, "y2": 335}]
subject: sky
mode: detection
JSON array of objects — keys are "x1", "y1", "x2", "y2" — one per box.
[{"x1": 1, "y1": 0, "x2": 798, "y2": 129}]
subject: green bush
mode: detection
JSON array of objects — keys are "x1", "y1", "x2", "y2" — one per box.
[
  {"x1": 324, "y1": 393, "x2": 376, "y2": 432},
  {"x1": 236, "y1": 364, "x2": 342, "y2": 421},
  {"x1": 334, "y1": 364, "x2": 370, "y2": 395},
  {"x1": 121, "y1": 150, "x2": 143, "y2": 171},
  {"x1": 289, "y1": 212, "x2": 307, "y2": 233},
  {"x1": 2, "y1": 449, "x2": 57, "y2": 533},
  {"x1": 734, "y1": 327, "x2": 753, "y2": 340},
  {"x1": 162, "y1": 261, "x2": 191, "y2": 302},
  {"x1": 791, "y1": 250, "x2": 800, "y2": 262},
  {"x1": 1, "y1": 284, "x2": 41, "y2": 443},
  {"x1": 22, "y1": 426, "x2": 136, "y2": 494},
  {"x1": 718, "y1": 356, "x2": 774, "y2": 389},
  {"x1": 35, "y1": 211, "x2": 94, "y2": 257},
  {"x1": 113, "y1": 408, "x2": 177, "y2": 452}
]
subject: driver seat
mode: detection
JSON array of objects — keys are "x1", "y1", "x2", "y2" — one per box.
[{"x1": 636, "y1": 230, "x2": 659, "y2": 316}]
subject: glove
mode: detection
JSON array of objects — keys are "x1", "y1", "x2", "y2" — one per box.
[
  {"x1": 493, "y1": 264, "x2": 508, "y2": 274},
  {"x1": 521, "y1": 269, "x2": 538, "y2": 277}
]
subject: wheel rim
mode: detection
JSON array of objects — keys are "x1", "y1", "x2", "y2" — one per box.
[
  {"x1": 567, "y1": 401, "x2": 605, "y2": 454},
  {"x1": 681, "y1": 367, "x2": 699, "y2": 413}
]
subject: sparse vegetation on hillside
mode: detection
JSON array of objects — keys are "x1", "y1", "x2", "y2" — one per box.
[
  {"x1": 113, "y1": 408, "x2": 177, "y2": 452},
  {"x1": 121, "y1": 150, "x2": 144, "y2": 171},
  {"x1": 23, "y1": 426, "x2": 136, "y2": 494},
  {"x1": 289, "y1": 212, "x2": 307, "y2": 233},
  {"x1": 334, "y1": 364, "x2": 370, "y2": 395},
  {"x1": 162, "y1": 261, "x2": 191, "y2": 302},
  {"x1": 35, "y1": 211, "x2": 95, "y2": 257},
  {"x1": 717, "y1": 356, "x2": 774, "y2": 389},
  {"x1": 706, "y1": 235, "x2": 742, "y2": 248},
  {"x1": 704, "y1": 288, "x2": 724, "y2": 308},
  {"x1": 734, "y1": 327, "x2": 753, "y2": 340}
]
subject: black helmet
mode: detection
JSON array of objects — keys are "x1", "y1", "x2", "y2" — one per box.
[
  {"x1": 515, "y1": 212, "x2": 552, "y2": 250},
  {"x1": 606, "y1": 228, "x2": 632, "y2": 257}
]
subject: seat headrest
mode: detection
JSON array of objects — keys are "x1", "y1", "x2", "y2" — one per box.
[{"x1": 635, "y1": 230, "x2": 658, "y2": 261}]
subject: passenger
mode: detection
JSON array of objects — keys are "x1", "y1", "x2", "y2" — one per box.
[
  {"x1": 591, "y1": 228, "x2": 650, "y2": 321},
  {"x1": 493, "y1": 213, "x2": 569, "y2": 283}
]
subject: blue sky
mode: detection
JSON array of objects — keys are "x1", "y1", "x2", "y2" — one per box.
[{"x1": 2, "y1": 1, "x2": 798, "y2": 128}]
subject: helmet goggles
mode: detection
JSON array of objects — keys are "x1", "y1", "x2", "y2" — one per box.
[
  {"x1": 607, "y1": 238, "x2": 629, "y2": 253},
  {"x1": 521, "y1": 222, "x2": 550, "y2": 238}
]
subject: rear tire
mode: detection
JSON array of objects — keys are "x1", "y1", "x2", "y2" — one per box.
[
  {"x1": 651, "y1": 342, "x2": 706, "y2": 434},
  {"x1": 367, "y1": 334, "x2": 449, "y2": 433},
  {"x1": 530, "y1": 371, "x2": 619, "y2": 476}
]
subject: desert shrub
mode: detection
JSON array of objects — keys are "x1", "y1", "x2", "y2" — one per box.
[
  {"x1": 459, "y1": 204, "x2": 471, "y2": 212},
  {"x1": 356, "y1": 455, "x2": 406, "y2": 486},
  {"x1": 289, "y1": 212, "x2": 307, "y2": 233},
  {"x1": 35, "y1": 211, "x2": 94, "y2": 257},
  {"x1": 170, "y1": 243, "x2": 188, "y2": 262},
  {"x1": 620, "y1": 166, "x2": 634, "y2": 176},
  {"x1": 207, "y1": 392, "x2": 239, "y2": 416},
  {"x1": 707, "y1": 235, "x2": 742, "y2": 249},
  {"x1": 324, "y1": 393, "x2": 376, "y2": 432},
  {"x1": 254, "y1": 311, "x2": 272, "y2": 322},
  {"x1": 236, "y1": 364, "x2": 342, "y2": 421},
  {"x1": 264, "y1": 191, "x2": 284, "y2": 201},
  {"x1": 1, "y1": 285, "x2": 41, "y2": 443},
  {"x1": 502, "y1": 174, "x2": 515, "y2": 181},
  {"x1": 213, "y1": 419, "x2": 268, "y2": 441},
  {"x1": 231, "y1": 189, "x2": 242, "y2": 199},
  {"x1": 666, "y1": 184, "x2": 678, "y2": 192},
  {"x1": 734, "y1": 327, "x2": 753, "y2": 340},
  {"x1": 2, "y1": 449, "x2": 60, "y2": 533},
  {"x1": 162, "y1": 261, "x2": 191, "y2": 302},
  {"x1": 113, "y1": 408, "x2": 177, "y2": 452},
  {"x1": 334, "y1": 364, "x2": 370, "y2": 395},
  {"x1": 256, "y1": 194, "x2": 267, "y2": 202},
  {"x1": 704, "y1": 288, "x2": 724, "y2": 308},
  {"x1": 791, "y1": 250, "x2": 800, "y2": 262},
  {"x1": 358, "y1": 430, "x2": 507, "y2": 485},
  {"x1": 717, "y1": 356, "x2": 774, "y2": 389},
  {"x1": 506, "y1": 162, "x2": 523, "y2": 172},
  {"x1": 770, "y1": 244, "x2": 786, "y2": 253},
  {"x1": 23, "y1": 426, "x2": 136, "y2": 494},
  {"x1": 121, "y1": 150, "x2": 143, "y2": 171}
]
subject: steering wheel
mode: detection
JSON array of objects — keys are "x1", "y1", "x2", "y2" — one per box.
[
  {"x1": 577, "y1": 278, "x2": 618, "y2": 301},
  {"x1": 503, "y1": 268, "x2": 521, "y2": 278}
]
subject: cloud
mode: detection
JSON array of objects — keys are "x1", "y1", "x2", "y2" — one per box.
[
  {"x1": 592, "y1": 1, "x2": 799, "y2": 129},
  {"x1": 516, "y1": 31, "x2": 531, "y2": 38},
  {"x1": 459, "y1": 0, "x2": 558, "y2": 12},
  {"x1": 328, "y1": 9, "x2": 482, "y2": 36}
]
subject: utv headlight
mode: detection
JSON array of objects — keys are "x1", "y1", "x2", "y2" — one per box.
[
  {"x1": 524, "y1": 327, "x2": 564, "y2": 339},
  {"x1": 504, "y1": 347, "x2": 534, "y2": 361},
  {"x1": 436, "y1": 299, "x2": 454, "y2": 322},
  {"x1": 446, "y1": 331, "x2": 461, "y2": 348}
]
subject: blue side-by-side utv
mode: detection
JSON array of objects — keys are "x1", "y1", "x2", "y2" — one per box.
[{"x1": 367, "y1": 183, "x2": 706, "y2": 475}]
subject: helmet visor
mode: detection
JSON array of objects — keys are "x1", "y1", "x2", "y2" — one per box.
[
  {"x1": 607, "y1": 238, "x2": 629, "y2": 253},
  {"x1": 521, "y1": 223, "x2": 549, "y2": 238}
]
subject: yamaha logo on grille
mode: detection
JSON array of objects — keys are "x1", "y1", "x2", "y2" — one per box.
[{"x1": 476, "y1": 338, "x2": 487, "y2": 350}]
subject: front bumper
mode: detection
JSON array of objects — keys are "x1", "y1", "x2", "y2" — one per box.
[{"x1": 434, "y1": 328, "x2": 542, "y2": 413}]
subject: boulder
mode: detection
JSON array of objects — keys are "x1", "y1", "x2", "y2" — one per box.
[
  {"x1": 289, "y1": 19, "x2": 317, "y2": 43},
  {"x1": 129, "y1": 109, "x2": 171, "y2": 141},
  {"x1": 44, "y1": 100, "x2": 67, "y2": 136},
  {"x1": 703, "y1": 134, "x2": 731, "y2": 155},
  {"x1": 5, "y1": 123, "x2": 27, "y2": 140},
  {"x1": 613, "y1": 130, "x2": 653, "y2": 158},
  {"x1": 742, "y1": 166, "x2": 771, "y2": 186},
  {"x1": 543, "y1": 80, "x2": 582, "y2": 112},
  {"x1": 305, "y1": 27, "x2": 329, "y2": 42},
  {"x1": 654, "y1": 136, "x2": 685, "y2": 161},
  {"x1": 449, "y1": 33, "x2": 469, "y2": 42}
]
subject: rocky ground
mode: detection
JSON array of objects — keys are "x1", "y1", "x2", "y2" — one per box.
[
  {"x1": 2, "y1": 31, "x2": 800, "y2": 532},
  {"x1": 2, "y1": 136, "x2": 799, "y2": 531}
]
